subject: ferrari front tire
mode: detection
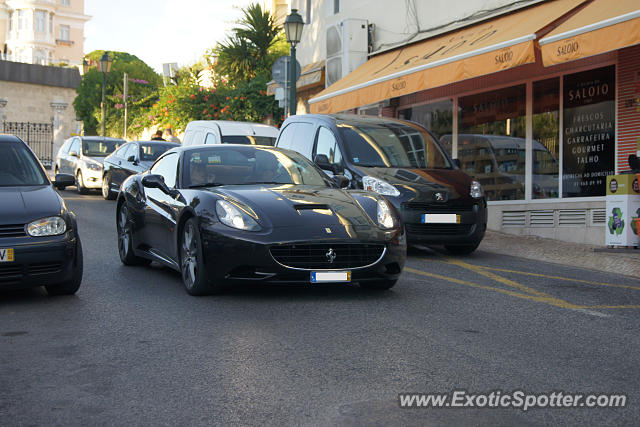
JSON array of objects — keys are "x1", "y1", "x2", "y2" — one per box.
[{"x1": 180, "y1": 218, "x2": 214, "y2": 296}]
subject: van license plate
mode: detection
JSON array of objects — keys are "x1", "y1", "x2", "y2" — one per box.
[
  {"x1": 421, "y1": 214, "x2": 460, "y2": 224},
  {"x1": 311, "y1": 271, "x2": 351, "y2": 283},
  {"x1": 0, "y1": 248, "x2": 14, "y2": 262}
]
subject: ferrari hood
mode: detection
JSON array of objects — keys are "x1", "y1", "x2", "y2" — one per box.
[
  {"x1": 0, "y1": 185, "x2": 62, "y2": 225},
  {"x1": 215, "y1": 184, "x2": 376, "y2": 229}
]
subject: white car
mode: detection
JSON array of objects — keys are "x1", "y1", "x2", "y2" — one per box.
[
  {"x1": 54, "y1": 136, "x2": 125, "y2": 194},
  {"x1": 182, "y1": 120, "x2": 279, "y2": 146}
]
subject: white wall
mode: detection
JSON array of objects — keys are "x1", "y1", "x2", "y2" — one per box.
[{"x1": 291, "y1": 0, "x2": 541, "y2": 68}]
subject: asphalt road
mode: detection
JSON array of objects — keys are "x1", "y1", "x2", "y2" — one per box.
[{"x1": 2, "y1": 190, "x2": 640, "y2": 426}]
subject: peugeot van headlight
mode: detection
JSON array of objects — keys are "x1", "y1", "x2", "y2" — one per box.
[
  {"x1": 376, "y1": 199, "x2": 396, "y2": 229},
  {"x1": 27, "y1": 216, "x2": 66, "y2": 237},
  {"x1": 215, "y1": 200, "x2": 260, "y2": 231},
  {"x1": 363, "y1": 176, "x2": 400, "y2": 197},
  {"x1": 470, "y1": 180, "x2": 483, "y2": 198}
]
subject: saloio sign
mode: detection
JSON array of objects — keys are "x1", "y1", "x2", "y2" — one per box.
[{"x1": 562, "y1": 65, "x2": 615, "y2": 197}]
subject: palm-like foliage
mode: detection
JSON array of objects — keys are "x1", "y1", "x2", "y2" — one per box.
[{"x1": 213, "y1": 3, "x2": 284, "y2": 83}]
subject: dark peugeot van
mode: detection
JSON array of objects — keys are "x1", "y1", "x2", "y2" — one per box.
[{"x1": 276, "y1": 114, "x2": 487, "y2": 254}]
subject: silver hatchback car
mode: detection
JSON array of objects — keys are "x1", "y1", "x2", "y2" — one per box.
[{"x1": 54, "y1": 136, "x2": 124, "y2": 194}]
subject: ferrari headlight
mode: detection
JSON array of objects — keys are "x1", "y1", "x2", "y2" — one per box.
[
  {"x1": 27, "y1": 216, "x2": 66, "y2": 237},
  {"x1": 362, "y1": 176, "x2": 400, "y2": 197},
  {"x1": 376, "y1": 199, "x2": 396, "y2": 229},
  {"x1": 470, "y1": 180, "x2": 483, "y2": 198},
  {"x1": 215, "y1": 200, "x2": 260, "y2": 231}
]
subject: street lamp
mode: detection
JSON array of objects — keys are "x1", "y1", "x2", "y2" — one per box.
[
  {"x1": 99, "y1": 52, "x2": 113, "y2": 136},
  {"x1": 284, "y1": 9, "x2": 304, "y2": 116}
]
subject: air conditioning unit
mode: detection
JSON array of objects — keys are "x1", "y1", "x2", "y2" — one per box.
[{"x1": 325, "y1": 18, "x2": 369, "y2": 88}]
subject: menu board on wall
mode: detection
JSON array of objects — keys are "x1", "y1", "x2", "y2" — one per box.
[{"x1": 562, "y1": 65, "x2": 615, "y2": 197}]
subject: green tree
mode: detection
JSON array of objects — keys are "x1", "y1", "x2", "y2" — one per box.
[
  {"x1": 211, "y1": 3, "x2": 287, "y2": 82},
  {"x1": 74, "y1": 50, "x2": 161, "y2": 136}
]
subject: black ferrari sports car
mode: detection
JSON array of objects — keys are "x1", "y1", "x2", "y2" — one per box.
[{"x1": 116, "y1": 144, "x2": 406, "y2": 295}]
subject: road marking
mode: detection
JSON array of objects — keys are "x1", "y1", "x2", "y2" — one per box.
[
  {"x1": 570, "y1": 308, "x2": 611, "y2": 318},
  {"x1": 405, "y1": 267, "x2": 583, "y2": 309},
  {"x1": 469, "y1": 265, "x2": 640, "y2": 292}
]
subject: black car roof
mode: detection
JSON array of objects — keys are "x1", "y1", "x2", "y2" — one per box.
[{"x1": 0, "y1": 134, "x2": 23, "y2": 143}]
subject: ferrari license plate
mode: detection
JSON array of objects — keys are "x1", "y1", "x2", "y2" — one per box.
[
  {"x1": 421, "y1": 214, "x2": 460, "y2": 224},
  {"x1": 0, "y1": 248, "x2": 14, "y2": 262},
  {"x1": 311, "y1": 271, "x2": 351, "y2": 283}
]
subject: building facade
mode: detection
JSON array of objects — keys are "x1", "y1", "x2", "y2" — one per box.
[
  {"x1": 288, "y1": 0, "x2": 640, "y2": 245},
  {"x1": 0, "y1": 0, "x2": 90, "y2": 66}
]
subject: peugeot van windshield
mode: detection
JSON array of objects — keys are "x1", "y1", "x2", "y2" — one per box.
[{"x1": 338, "y1": 121, "x2": 451, "y2": 169}]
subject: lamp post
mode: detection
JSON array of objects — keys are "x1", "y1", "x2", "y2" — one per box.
[
  {"x1": 99, "y1": 52, "x2": 113, "y2": 136},
  {"x1": 284, "y1": 9, "x2": 304, "y2": 116}
]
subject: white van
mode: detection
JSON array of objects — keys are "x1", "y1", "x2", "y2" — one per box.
[{"x1": 182, "y1": 121, "x2": 279, "y2": 146}]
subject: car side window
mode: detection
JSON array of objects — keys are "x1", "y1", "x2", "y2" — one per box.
[
  {"x1": 69, "y1": 138, "x2": 81, "y2": 155},
  {"x1": 183, "y1": 130, "x2": 194, "y2": 146},
  {"x1": 113, "y1": 143, "x2": 129, "y2": 158},
  {"x1": 124, "y1": 144, "x2": 138, "y2": 160},
  {"x1": 315, "y1": 127, "x2": 342, "y2": 164},
  {"x1": 292, "y1": 122, "x2": 314, "y2": 159},
  {"x1": 60, "y1": 138, "x2": 72, "y2": 154},
  {"x1": 150, "y1": 152, "x2": 179, "y2": 188},
  {"x1": 204, "y1": 133, "x2": 218, "y2": 145},
  {"x1": 276, "y1": 123, "x2": 296, "y2": 150}
]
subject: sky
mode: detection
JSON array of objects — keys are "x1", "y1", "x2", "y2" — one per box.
[{"x1": 84, "y1": 0, "x2": 255, "y2": 73}]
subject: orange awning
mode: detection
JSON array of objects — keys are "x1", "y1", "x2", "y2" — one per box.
[
  {"x1": 539, "y1": 0, "x2": 640, "y2": 66},
  {"x1": 309, "y1": 0, "x2": 586, "y2": 114}
]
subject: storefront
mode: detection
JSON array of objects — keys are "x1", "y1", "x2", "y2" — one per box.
[{"x1": 309, "y1": 0, "x2": 640, "y2": 245}]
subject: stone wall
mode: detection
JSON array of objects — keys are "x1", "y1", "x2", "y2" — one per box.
[{"x1": 0, "y1": 61, "x2": 82, "y2": 160}]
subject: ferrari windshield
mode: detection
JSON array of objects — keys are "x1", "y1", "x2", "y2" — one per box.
[
  {"x1": 0, "y1": 141, "x2": 48, "y2": 186},
  {"x1": 183, "y1": 146, "x2": 331, "y2": 188},
  {"x1": 338, "y1": 121, "x2": 451, "y2": 169}
]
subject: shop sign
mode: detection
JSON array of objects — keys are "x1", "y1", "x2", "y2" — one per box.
[{"x1": 562, "y1": 66, "x2": 615, "y2": 197}]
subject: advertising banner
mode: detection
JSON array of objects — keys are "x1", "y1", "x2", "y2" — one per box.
[
  {"x1": 605, "y1": 174, "x2": 640, "y2": 246},
  {"x1": 562, "y1": 66, "x2": 615, "y2": 197}
]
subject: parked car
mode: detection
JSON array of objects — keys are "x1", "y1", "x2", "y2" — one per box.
[
  {"x1": 116, "y1": 144, "x2": 406, "y2": 295},
  {"x1": 54, "y1": 136, "x2": 125, "y2": 194},
  {"x1": 102, "y1": 140, "x2": 179, "y2": 200},
  {"x1": 276, "y1": 114, "x2": 487, "y2": 254},
  {"x1": 0, "y1": 134, "x2": 82, "y2": 294},
  {"x1": 182, "y1": 120, "x2": 279, "y2": 146},
  {"x1": 440, "y1": 134, "x2": 559, "y2": 200}
]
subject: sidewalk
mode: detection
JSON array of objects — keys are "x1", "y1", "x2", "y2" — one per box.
[{"x1": 478, "y1": 231, "x2": 640, "y2": 278}]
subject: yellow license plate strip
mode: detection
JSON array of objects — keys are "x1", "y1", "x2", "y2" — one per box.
[{"x1": 0, "y1": 248, "x2": 14, "y2": 262}]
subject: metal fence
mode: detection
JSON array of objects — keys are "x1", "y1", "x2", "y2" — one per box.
[{"x1": 2, "y1": 122, "x2": 54, "y2": 168}]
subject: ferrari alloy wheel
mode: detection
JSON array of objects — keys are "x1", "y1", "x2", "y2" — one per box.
[
  {"x1": 117, "y1": 203, "x2": 149, "y2": 266},
  {"x1": 180, "y1": 218, "x2": 213, "y2": 296},
  {"x1": 102, "y1": 172, "x2": 116, "y2": 200}
]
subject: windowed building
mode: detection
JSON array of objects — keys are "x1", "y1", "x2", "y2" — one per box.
[
  {"x1": 0, "y1": 0, "x2": 90, "y2": 66},
  {"x1": 289, "y1": 0, "x2": 640, "y2": 245}
]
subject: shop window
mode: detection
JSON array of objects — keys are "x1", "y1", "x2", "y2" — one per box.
[
  {"x1": 533, "y1": 78, "x2": 560, "y2": 199},
  {"x1": 562, "y1": 65, "x2": 615, "y2": 198},
  {"x1": 458, "y1": 85, "x2": 526, "y2": 201},
  {"x1": 398, "y1": 99, "x2": 453, "y2": 145}
]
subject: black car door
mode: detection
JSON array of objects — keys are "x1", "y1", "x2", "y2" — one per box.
[
  {"x1": 117, "y1": 143, "x2": 140, "y2": 186},
  {"x1": 144, "y1": 152, "x2": 181, "y2": 261}
]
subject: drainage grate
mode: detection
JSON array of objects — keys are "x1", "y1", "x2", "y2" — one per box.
[
  {"x1": 502, "y1": 211, "x2": 526, "y2": 227},
  {"x1": 530, "y1": 210, "x2": 554, "y2": 227},
  {"x1": 558, "y1": 209, "x2": 587, "y2": 226},
  {"x1": 591, "y1": 209, "x2": 606, "y2": 226}
]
